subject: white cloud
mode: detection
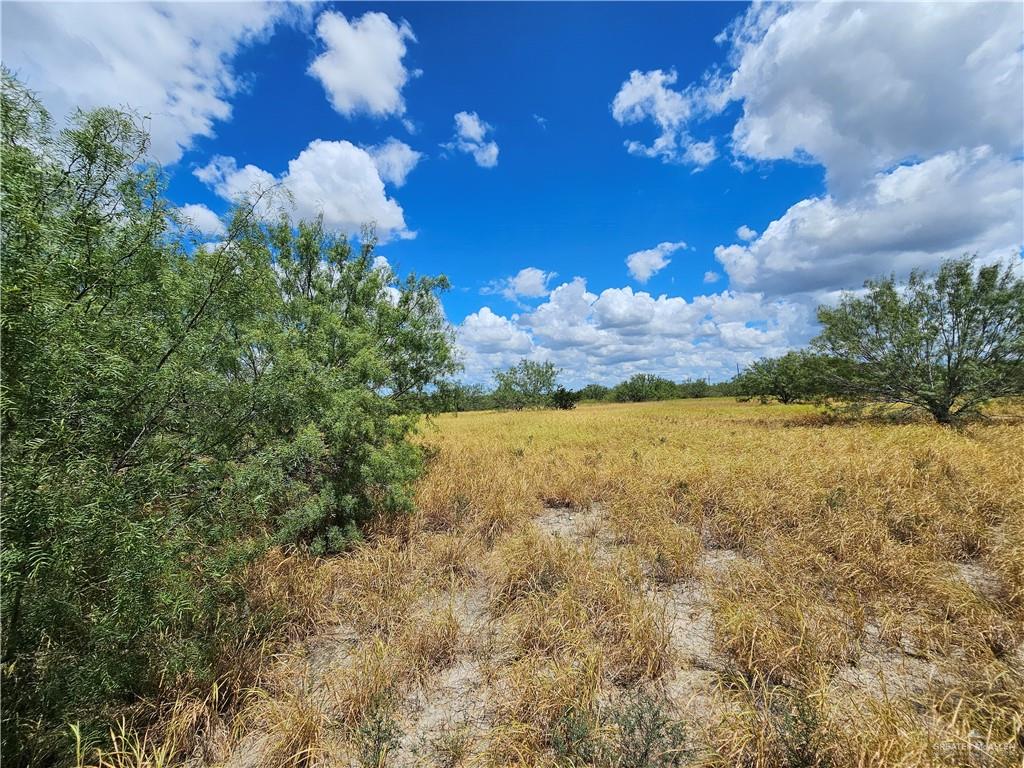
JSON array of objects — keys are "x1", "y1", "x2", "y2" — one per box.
[
  {"x1": 2, "y1": 2, "x2": 296, "y2": 163},
  {"x1": 610, "y1": 3, "x2": 1024, "y2": 299},
  {"x1": 703, "y1": 271, "x2": 720, "y2": 284},
  {"x1": 195, "y1": 140, "x2": 412, "y2": 240},
  {"x1": 366, "y1": 138, "x2": 423, "y2": 187},
  {"x1": 714, "y1": 147, "x2": 1023, "y2": 297},
  {"x1": 456, "y1": 306, "x2": 535, "y2": 377},
  {"x1": 194, "y1": 156, "x2": 278, "y2": 203},
  {"x1": 626, "y1": 241, "x2": 686, "y2": 283},
  {"x1": 446, "y1": 111, "x2": 500, "y2": 168},
  {"x1": 484, "y1": 267, "x2": 557, "y2": 302},
  {"x1": 308, "y1": 11, "x2": 416, "y2": 119},
  {"x1": 533, "y1": 114, "x2": 548, "y2": 129},
  {"x1": 611, "y1": 69, "x2": 717, "y2": 168},
  {"x1": 177, "y1": 203, "x2": 226, "y2": 237},
  {"x1": 455, "y1": 277, "x2": 815, "y2": 386},
  {"x1": 710, "y1": 2, "x2": 1022, "y2": 193}
]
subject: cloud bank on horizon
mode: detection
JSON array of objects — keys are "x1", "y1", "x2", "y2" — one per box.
[{"x1": 3, "y1": 1, "x2": 1021, "y2": 386}]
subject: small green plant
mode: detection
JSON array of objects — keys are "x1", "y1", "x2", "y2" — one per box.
[
  {"x1": 354, "y1": 706, "x2": 402, "y2": 768},
  {"x1": 424, "y1": 725, "x2": 473, "y2": 768},
  {"x1": 609, "y1": 690, "x2": 689, "y2": 768},
  {"x1": 772, "y1": 691, "x2": 830, "y2": 768},
  {"x1": 551, "y1": 705, "x2": 603, "y2": 765}
]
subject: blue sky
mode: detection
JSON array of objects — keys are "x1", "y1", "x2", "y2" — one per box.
[{"x1": 4, "y1": 2, "x2": 1022, "y2": 385}]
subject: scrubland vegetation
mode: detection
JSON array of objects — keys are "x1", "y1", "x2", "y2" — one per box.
[
  {"x1": 3, "y1": 73, "x2": 1024, "y2": 768},
  {"x1": 54, "y1": 399, "x2": 1024, "y2": 768}
]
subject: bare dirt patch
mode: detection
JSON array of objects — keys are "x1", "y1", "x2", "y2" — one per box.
[{"x1": 534, "y1": 501, "x2": 605, "y2": 543}]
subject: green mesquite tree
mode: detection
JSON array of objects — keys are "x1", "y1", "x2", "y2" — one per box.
[
  {"x1": 814, "y1": 258, "x2": 1023, "y2": 423},
  {"x1": 493, "y1": 359, "x2": 559, "y2": 410},
  {"x1": 0, "y1": 72, "x2": 455, "y2": 764}
]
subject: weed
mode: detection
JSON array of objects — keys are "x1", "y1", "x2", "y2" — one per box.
[
  {"x1": 609, "y1": 690, "x2": 690, "y2": 768},
  {"x1": 354, "y1": 705, "x2": 402, "y2": 768}
]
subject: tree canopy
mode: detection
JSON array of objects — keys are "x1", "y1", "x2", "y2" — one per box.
[
  {"x1": 492, "y1": 359, "x2": 560, "y2": 410},
  {"x1": 1, "y1": 72, "x2": 455, "y2": 763},
  {"x1": 733, "y1": 351, "x2": 829, "y2": 405},
  {"x1": 814, "y1": 258, "x2": 1023, "y2": 423}
]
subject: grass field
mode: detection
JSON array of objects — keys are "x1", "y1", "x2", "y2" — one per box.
[{"x1": 84, "y1": 399, "x2": 1024, "y2": 767}]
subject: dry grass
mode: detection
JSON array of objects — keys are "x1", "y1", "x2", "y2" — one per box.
[{"x1": 82, "y1": 398, "x2": 1024, "y2": 767}]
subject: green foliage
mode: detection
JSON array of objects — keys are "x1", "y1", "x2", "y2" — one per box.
[
  {"x1": 815, "y1": 257, "x2": 1024, "y2": 423},
  {"x1": 608, "y1": 690, "x2": 689, "y2": 768},
  {"x1": 771, "y1": 692, "x2": 830, "y2": 768},
  {"x1": 552, "y1": 696, "x2": 688, "y2": 765},
  {"x1": 355, "y1": 705, "x2": 402, "y2": 768},
  {"x1": 493, "y1": 359, "x2": 560, "y2": 410},
  {"x1": 550, "y1": 387, "x2": 581, "y2": 410},
  {"x1": 733, "y1": 351, "x2": 829, "y2": 405},
  {"x1": 551, "y1": 705, "x2": 603, "y2": 765},
  {"x1": 675, "y1": 378, "x2": 712, "y2": 398},
  {"x1": 548, "y1": 691, "x2": 689, "y2": 768},
  {"x1": 610, "y1": 374, "x2": 679, "y2": 403},
  {"x1": 0, "y1": 73, "x2": 454, "y2": 764},
  {"x1": 429, "y1": 381, "x2": 496, "y2": 412},
  {"x1": 577, "y1": 383, "x2": 611, "y2": 402}
]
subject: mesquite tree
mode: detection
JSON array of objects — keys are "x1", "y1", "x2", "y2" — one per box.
[
  {"x1": 814, "y1": 258, "x2": 1023, "y2": 423},
  {"x1": 1, "y1": 72, "x2": 455, "y2": 763}
]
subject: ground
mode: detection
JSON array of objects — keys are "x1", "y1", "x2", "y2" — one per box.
[{"x1": 107, "y1": 399, "x2": 1024, "y2": 767}]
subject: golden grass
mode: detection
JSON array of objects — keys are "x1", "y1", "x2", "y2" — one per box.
[{"x1": 83, "y1": 398, "x2": 1024, "y2": 767}]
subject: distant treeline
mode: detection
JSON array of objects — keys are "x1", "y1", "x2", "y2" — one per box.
[
  {"x1": 424, "y1": 370, "x2": 738, "y2": 412},
  {"x1": 430, "y1": 252, "x2": 1024, "y2": 420}
]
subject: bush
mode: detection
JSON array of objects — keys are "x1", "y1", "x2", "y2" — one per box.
[
  {"x1": 550, "y1": 387, "x2": 581, "y2": 410},
  {"x1": 0, "y1": 74, "x2": 455, "y2": 764},
  {"x1": 676, "y1": 378, "x2": 711, "y2": 398},
  {"x1": 577, "y1": 383, "x2": 611, "y2": 402},
  {"x1": 611, "y1": 374, "x2": 679, "y2": 403},
  {"x1": 733, "y1": 352, "x2": 829, "y2": 404},
  {"x1": 611, "y1": 690, "x2": 690, "y2": 768},
  {"x1": 493, "y1": 360, "x2": 559, "y2": 410}
]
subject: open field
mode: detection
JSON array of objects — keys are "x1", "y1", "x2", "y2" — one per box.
[{"x1": 86, "y1": 399, "x2": 1024, "y2": 768}]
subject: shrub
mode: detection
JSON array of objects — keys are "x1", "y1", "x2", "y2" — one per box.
[
  {"x1": 0, "y1": 73, "x2": 454, "y2": 764},
  {"x1": 493, "y1": 359, "x2": 560, "y2": 410},
  {"x1": 612, "y1": 374, "x2": 679, "y2": 403},
  {"x1": 608, "y1": 690, "x2": 690, "y2": 768},
  {"x1": 733, "y1": 351, "x2": 829, "y2": 404},
  {"x1": 550, "y1": 387, "x2": 581, "y2": 410},
  {"x1": 577, "y1": 383, "x2": 612, "y2": 401}
]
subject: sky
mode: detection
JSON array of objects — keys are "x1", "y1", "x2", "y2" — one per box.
[{"x1": 4, "y1": 1, "x2": 1023, "y2": 386}]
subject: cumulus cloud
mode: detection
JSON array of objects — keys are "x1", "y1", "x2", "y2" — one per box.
[
  {"x1": 715, "y1": 2, "x2": 1024, "y2": 193},
  {"x1": 625, "y1": 241, "x2": 686, "y2": 283},
  {"x1": 195, "y1": 139, "x2": 413, "y2": 240},
  {"x1": 611, "y1": 69, "x2": 717, "y2": 168},
  {"x1": 456, "y1": 306, "x2": 535, "y2": 376},
  {"x1": 484, "y1": 267, "x2": 557, "y2": 302},
  {"x1": 703, "y1": 271, "x2": 720, "y2": 284},
  {"x1": 1, "y1": 2, "x2": 296, "y2": 163},
  {"x1": 713, "y1": 147, "x2": 1023, "y2": 297},
  {"x1": 614, "y1": 3, "x2": 1024, "y2": 298},
  {"x1": 177, "y1": 203, "x2": 226, "y2": 237},
  {"x1": 446, "y1": 111, "x2": 500, "y2": 168},
  {"x1": 194, "y1": 156, "x2": 277, "y2": 203},
  {"x1": 366, "y1": 138, "x2": 423, "y2": 187},
  {"x1": 455, "y1": 277, "x2": 815, "y2": 385},
  {"x1": 308, "y1": 11, "x2": 417, "y2": 119}
]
